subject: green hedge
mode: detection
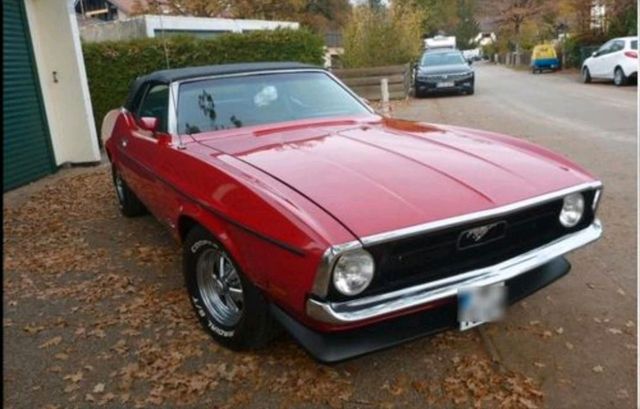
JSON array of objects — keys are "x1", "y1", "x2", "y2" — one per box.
[{"x1": 82, "y1": 29, "x2": 324, "y2": 133}]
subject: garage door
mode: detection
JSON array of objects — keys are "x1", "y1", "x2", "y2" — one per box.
[{"x1": 3, "y1": 0, "x2": 56, "y2": 192}]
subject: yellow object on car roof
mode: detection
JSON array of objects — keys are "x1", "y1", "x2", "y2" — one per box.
[{"x1": 532, "y1": 44, "x2": 557, "y2": 60}]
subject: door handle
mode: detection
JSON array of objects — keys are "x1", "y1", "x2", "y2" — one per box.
[{"x1": 121, "y1": 138, "x2": 128, "y2": 148}]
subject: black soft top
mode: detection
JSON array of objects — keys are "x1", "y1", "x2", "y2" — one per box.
[{"x1": 124, "y1": 62, "x2": 320, "y2": 110}]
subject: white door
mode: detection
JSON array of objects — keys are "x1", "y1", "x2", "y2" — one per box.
[
  {"x1": 601, "y1": 40, "x2": 626, "y2": 79},
  {"x1": 590, "y1": 40, "x2": 614, "y2": 77}
]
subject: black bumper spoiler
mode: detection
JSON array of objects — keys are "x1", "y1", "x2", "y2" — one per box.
[{"x1": 270, "y1": 256, "x2": 570, "y2": 364}]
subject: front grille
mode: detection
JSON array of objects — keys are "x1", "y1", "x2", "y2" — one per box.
[
  {"x1": 328, "y1": 190, "x2": 596, "y2": 301},
  {"x1": 419, "y1": 73, "x2": 471, "y2": 82}
]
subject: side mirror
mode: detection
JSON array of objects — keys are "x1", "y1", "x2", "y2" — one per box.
[
  {"x1": 138, "y1": 116, "x2": 158, "y2": 132},
  {"x1": 467, "y1": 59, "x2": 473, "y2": 65},
  {"x1": 155, "y1": 132, "x2": 172, "y2": 146},
  {"x1": 592, "y1": 51, "x2": 598, "y2": 57}
]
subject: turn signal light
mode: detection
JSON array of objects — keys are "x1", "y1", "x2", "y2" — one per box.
[{"x1": 624, "y1": 51, "x2": 637, "y2": 58}]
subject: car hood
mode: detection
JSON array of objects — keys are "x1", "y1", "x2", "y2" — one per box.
[
  {"x1": 196, "y1": 117, "x2": 594, "y2": 239},
  {"x1": 417, "y1": 64, "x2": 471, "y2": 75}
]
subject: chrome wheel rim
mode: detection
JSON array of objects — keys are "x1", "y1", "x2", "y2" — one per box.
[
  {"x1": 196, "y1": 248, "x2": 244, "y2": 327},
  {"x1": 614, "y1": 70, "x2": 622, "y2": 84},
  {"x1": 114, "y1": 172, "x2": 125, "y2": 204}
]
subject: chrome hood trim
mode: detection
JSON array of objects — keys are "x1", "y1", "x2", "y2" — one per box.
[
  {"x1": 360, "y1": 181, "x2": 601, "y2": 246},
  {"x1": 310, "y1": 181, "x2": 602, "y2": 298}
]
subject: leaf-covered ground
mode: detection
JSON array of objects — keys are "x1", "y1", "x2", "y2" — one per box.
[{"x1": 4, "y1": 165, "x2": 547, "y2": 408}]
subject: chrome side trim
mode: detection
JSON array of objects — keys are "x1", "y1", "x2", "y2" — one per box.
[
  {"x1": 360, "y1": 181, "x2": 602, "y2": 246},
  {"x1": 307, "y1": 220, "x2": 602, "y2": 324},
  {"x1": 592, "y1": 188, "x2": 602, "y2": 212},
  {"x1": 310, "y1": 181, "x2": 602, "y2": 297}
]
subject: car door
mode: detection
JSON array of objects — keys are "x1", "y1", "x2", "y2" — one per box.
[
  {"x1": 590, "y1": 40, "x2": 614, "y2": 77},
  {"x1": 602, "y1": 40, "x2": 626, "y2": 78},
  {"x1": 125, "y1": 82, "x2": 173, "y2": 220}
]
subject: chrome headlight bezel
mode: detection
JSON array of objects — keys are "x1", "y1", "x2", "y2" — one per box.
[
  {"x1": 332, "y1": 249, "x2": 375, "y2": 296},
  {"x1": 559, "y1": 192, "x2": 585, "y2": 228}
]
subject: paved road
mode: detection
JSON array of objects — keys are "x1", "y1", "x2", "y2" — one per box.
[
  {"x1": 395, "y1": 63, "x2": 637, "y2": 408},
  {"x1": 3, "y1": 63, "x2": 636, "y2": 409}
]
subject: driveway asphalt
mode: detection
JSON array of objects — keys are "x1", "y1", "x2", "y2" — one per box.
[
  {"x1": 3, "y1": 63, "x2": 637, "y2": 409},
  {"x1": 395, "y1": 63, "x2": 637, "y2": 408}
]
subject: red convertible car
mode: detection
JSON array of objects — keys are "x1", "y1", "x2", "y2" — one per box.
[{"x1": 102, "y1": 62, "x2": 603, "y2": 362}]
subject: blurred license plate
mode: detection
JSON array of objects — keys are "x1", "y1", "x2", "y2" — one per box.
[
  {"x1": 458, "y1": 283, "x2": 506, "y2": 331},
  {"x1": 437, "y1": 81, "x2": 454, "y2": 88}
]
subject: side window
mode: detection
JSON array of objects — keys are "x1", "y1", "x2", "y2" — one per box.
[
  {"x1": 611, "y1": 40, "x2": 625, "y2": 52},
  {"x1": 136, "y1": 83, "x2": 169, "y2": 133},
  {"x1": 598, "y1": 40, "x2": 613, "y2": 55}
]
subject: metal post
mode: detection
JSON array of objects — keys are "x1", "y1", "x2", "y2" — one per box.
[{"x1": 381, "y1": 78, "x2": 390, "y2": 117}]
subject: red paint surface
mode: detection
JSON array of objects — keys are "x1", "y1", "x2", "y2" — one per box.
[{"x1": 106, "y1": 111, "x2": 597, "y2": 330}]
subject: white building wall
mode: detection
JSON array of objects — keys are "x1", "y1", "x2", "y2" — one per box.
[
  {"x1": 24, "y1": 0, "x2": 101, "y2": 165},
  {"x1": 143, "y1": 15, "x2": 299, "y2": 37}
]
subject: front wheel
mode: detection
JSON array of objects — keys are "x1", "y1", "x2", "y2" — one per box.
[
  {"x1": 614, "y1": 67, "x2": 628, "y2": 86},
  {"x1": 111, "y1": 166, "x2": 146, "y2": 217},
  {"x1": 183, "y1": 225, "x2": 277, "y2": 350},
  {"x1": 413, "y1": 84, "x2": 423, "y2": 98},
  {"x1": 582, "y1": 67, "x2": 592, "y2": 83}
]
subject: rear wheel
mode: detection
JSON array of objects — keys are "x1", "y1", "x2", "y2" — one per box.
[
  {"x1": 183, "y1": 225, "x2": 277, "y2": 350},
  {"x1": 111, "y1": 166, "x2": 146, "y2": 217},
  {"x1": 582, "y1": 67, "x2": 592, "y2": 83},
  {"x1": 614, "y1": 67, "x2": 627, "y2": 86}
]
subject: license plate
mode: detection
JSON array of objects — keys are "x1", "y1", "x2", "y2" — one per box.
[
  {"x1": 458, "y1": 283, "x2": 506, "y2": 331},
  {"x1": 437, "y1": 81, "x2": 454, "y2": 88}
]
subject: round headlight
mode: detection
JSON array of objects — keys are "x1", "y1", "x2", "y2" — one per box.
[
  {"x1": 332, "y1": 249, "x2": 375, "y2": 296},
  {"x1": 559, "y1": 192, "x2": 585, "y2": 227}
]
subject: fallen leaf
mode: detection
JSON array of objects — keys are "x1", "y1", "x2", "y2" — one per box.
[
  {"x1": 617, "y1": 389, "x2": 630, "y2": 399},
  {"x1": 592, "y1": 365, "x2": 604, "y2": 373},
  {"x1": 64, "y1": 371, "x2": 83, "y2": 383},
  {"x1": 607, "y1": 328, "x2": 623, "y2": 335},
  {"x1": 23, "y1": 324, "x2": 45, "y2": 334},
  {"x1": 93, "y1": 383, "x2": 105, "y2": 393},
  {"x1": 64, "y1": 384, "x2": 80, "y2": 393},
  {"x1": 39, "y1": 336, "x2": 62, "y2": 349}
]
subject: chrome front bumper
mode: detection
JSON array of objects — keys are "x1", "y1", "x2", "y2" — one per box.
[{"x1": 306, "y1": 220, "x2": 602, "y2": 325}]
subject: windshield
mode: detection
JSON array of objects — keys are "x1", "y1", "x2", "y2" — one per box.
[
  {"x1": 420, "y1": 51, "x2": 466, "y2": 66},
  {"x1": 177, "y1": 71, "x2": 370, "y2": 134}
]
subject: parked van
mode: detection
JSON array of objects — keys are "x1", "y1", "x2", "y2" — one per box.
[{"x1": 531, "y1": 44, "x2": 560, "y2": 73}]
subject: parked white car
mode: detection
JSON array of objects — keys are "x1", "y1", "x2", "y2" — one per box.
[{"x1": 581, "y1": 36, "x2": 638, "y2": 86}]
